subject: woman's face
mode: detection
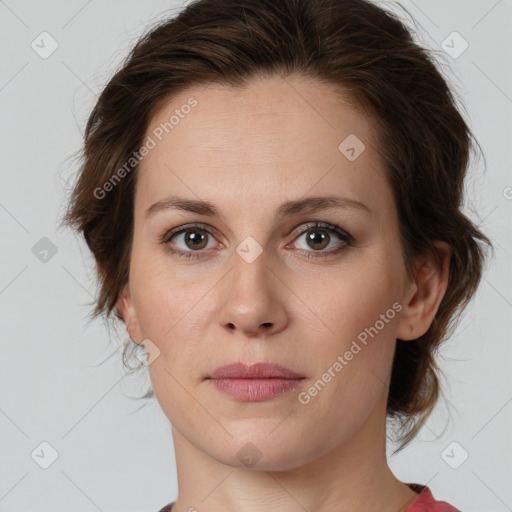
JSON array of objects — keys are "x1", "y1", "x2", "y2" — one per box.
[{"x1": 119, "y1": 75, "x2": 420, "y2": 470}]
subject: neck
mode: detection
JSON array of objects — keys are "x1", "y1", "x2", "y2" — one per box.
[{"x1": 170, "y1": 388, "x2": 418, "y2": 512}]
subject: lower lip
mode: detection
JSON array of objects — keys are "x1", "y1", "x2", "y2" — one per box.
[{"x1": 208, "y1": 378, "x2": 304, "y2": 401}]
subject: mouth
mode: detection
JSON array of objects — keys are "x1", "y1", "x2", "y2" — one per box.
[
  {"x1": 205, "y1": 362, "x2": 306, "y2": 401},
  {"x1": 206, "y1": 361, "x2": 304, "y2": 379}
]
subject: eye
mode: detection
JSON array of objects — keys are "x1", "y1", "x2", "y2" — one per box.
[
  {"x1": 159, "y1": 221, "x2": 354, "y2": 260},
  {"x1": 289, "y1": 221, "x2": 353, "y2": 258},
  {"x1": 159, "y1": 223, "x2": 220, "y2": 260}
]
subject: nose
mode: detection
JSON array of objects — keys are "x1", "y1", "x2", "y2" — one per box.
[{"x1": 218, "y1": 246, "x2": 287, "y2": 338}]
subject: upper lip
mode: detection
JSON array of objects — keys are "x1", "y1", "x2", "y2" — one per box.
[{"x1": 206, "y1": 362, "x2": 304, "y2": 380}]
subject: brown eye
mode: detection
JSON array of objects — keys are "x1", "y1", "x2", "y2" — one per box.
[
  {"x1": 160, "y1": 223, "x2": 218, "y2": 260},
  {"x1": 179, "y1": 228, "x2": 209, "y2": 250},
  {"x1": 291, "y1": 222, "x2": 353, "y2": 257},
  {"x1": 160, "y1": 221, "x2": 352, "y2": 261},
  {"x1": 304, "y1": 229, "x2": 330, "y2": 251}
]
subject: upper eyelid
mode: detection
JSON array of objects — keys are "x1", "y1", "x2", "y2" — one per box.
[{"x1": 164, "y1": 222, "x2": 221, "y2": 241}]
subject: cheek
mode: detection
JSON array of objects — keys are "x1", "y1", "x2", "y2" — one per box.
[
  {"x1": 130, "y1": 248, "x2": 192, "y2": 336},
  {"x1": 131, "y1": 264, "x2": 213, "y2": 382},
  {"x1": 300, "y1": 260, "x2": 400, "y2": 404},
  {"x1": 298, "y1": 293, "x2": 398, "y2": 444},
  {"x1": 307, "y1": 261, "x2": 400, "y2": 347}
]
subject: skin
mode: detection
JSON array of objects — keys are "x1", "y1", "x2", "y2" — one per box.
[{"x1": 117, "y1": 74, "x2": 451, "y2": 512}]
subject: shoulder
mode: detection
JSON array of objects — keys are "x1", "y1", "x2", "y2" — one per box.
[{"x1": 407, "y1": 484, "x2": 461, "y2": 512}]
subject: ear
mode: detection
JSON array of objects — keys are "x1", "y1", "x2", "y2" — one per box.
[
  {"x1": 116, "y1": 283, "x2": 142, "y2": 344},
  {"x1": 396, "y1": 241, "x2": 452, "y2": 341}
]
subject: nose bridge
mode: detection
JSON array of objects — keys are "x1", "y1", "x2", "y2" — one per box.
[
  {"x1": 219, "y1": 240, "x2": 283, "y2": 333},
  {"x1": 229, "y1": 238, "x2": 272, "y2": 302}
]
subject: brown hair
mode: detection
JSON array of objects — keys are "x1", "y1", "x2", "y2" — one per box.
[{"x1": 60, "y1": 0, "x2": 493, "y2": 452}]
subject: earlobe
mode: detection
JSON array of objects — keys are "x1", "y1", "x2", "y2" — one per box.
[{"x1": 396, "y1": 241, "x2": 451, "y2": 341}]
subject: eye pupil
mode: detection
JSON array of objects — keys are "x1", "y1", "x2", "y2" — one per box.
[
  {"x1": 185, "y1": 229, "x2": 208, "y2": 249},
  {"x1": 307, "y1": 229, "x2": 329, "y2": 250}
]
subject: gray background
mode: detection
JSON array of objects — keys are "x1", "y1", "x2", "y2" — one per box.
[{"x1": 0, "y1": 0, "x2": 511, "y2": 510}]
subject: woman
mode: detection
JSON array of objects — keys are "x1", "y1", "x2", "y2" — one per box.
[{"x1": 61, "y1": 0, "x2": 492, "y2": 510}]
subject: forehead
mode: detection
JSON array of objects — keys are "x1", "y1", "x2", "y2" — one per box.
[{"x1": 135, "y1": 75, "x2": 390, "y2": 218}]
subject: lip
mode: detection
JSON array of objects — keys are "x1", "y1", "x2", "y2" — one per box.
[
  {"x1": 206, "y1": 362, "x2": 305, "y2": 402},
  {"x1": 206, "y1": 362, "x2": 304, "y2": 380}
]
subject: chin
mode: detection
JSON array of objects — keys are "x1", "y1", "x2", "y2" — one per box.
[{"x1": 209, "y1": 432, "x2": 311, "y2": 472}]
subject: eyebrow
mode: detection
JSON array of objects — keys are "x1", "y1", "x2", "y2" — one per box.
[{"x1": 145, "y1": 194, "x2": 371, "y2": 221}]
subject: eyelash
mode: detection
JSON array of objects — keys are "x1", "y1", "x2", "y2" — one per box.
[{"x1": 159, "y1": 221, "x2": 354, "y2": 261}]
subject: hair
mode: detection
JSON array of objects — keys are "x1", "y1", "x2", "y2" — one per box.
[{"x1": 60, "y1": 0, "x2": 493, "y2": 453}]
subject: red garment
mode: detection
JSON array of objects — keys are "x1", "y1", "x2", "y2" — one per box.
[
  {"x1": 158, "y1": 483, "x2": 460, "y2": 511},
  {"x1": 406, "y1": 483, "x2": 460, "y2": 511}
]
